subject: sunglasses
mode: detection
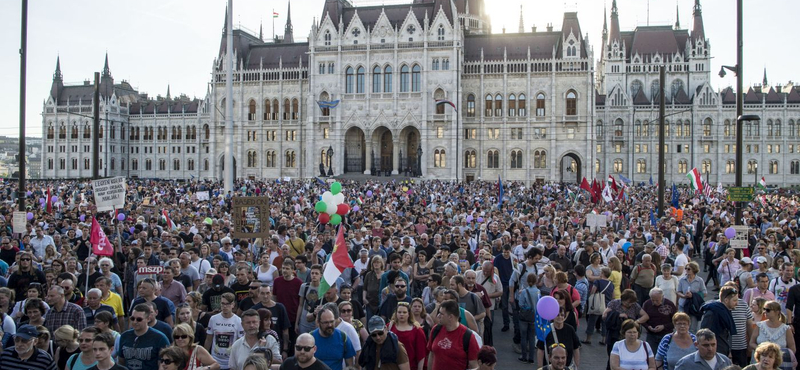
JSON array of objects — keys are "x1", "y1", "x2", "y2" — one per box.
[
  {"x1": 295, "y1": 345, "x2": 314, "y2": 352},
  {"x1": 130, "y1": 317, "x2": 146, "y2": 322},
  {"x1": 341, "y1": 309, "x2": 353, "y2": 313},
  {"x1": 395, "y1": 285, "x2": 406, "y2": 288},
  {"x1": 174, "y1": 335, "x2": 189, "y2": 340},
  {"x1": 160, "y1": 358, "x2": 175, "y2": 365},
  {"x1": 764, "y1": 308, "x2": 775, "y2": 313},
  {"x1": 370, "y1": 331, "x2": 385, "y2": 338},
  {"x1": 21, "y1": 258, "x2": 31, "y2": 261}
]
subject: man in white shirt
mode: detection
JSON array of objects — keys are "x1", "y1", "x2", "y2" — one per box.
[
  {"x1": 28, "y1": 226, "x2": 55, "y2": 262},
  {"x1": 189, "y1": 247, "x2": 212, "y2": 276},
  {"x1": 205, "y1": 292, "x2": 244, "y2": 370}
]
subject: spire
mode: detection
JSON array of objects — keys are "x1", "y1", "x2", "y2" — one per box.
[
  {"x1": 284, "y1": 0, "x2": 294, "y2": 43},
  {"x1": 259, "y1": 19, "x2": 263, "y2": 41},
  {"x1": 166, "y1": 85, "x2": 171, "y2": 100},
  {"x1": 763, "y1": 68, "x2": 768, "y2": 86},
  {"x1": 53, "y1": 56, "x2": 62, "y2": 81},
  {"x1": 691, "y1": 0, "x2": 705, "y2": 41},
  {"x1": 102, "y1": 52, "x2": 111, "y2": 77},
  {"x1": 222, "y1": 5, "x2": 228, "y2": 35},
  {"x1": 675, "y1": 3, "x2": 680, "y2": 29},
  {"x1": 608, "y1": 0, "x2": 620, "y2": 46},
  {"x1": 518, "y1": 5, "x2": 524, "y2": 33}
]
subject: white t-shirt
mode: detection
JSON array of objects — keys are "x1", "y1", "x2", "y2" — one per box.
[
  {"x1": 769, "y1": 277, "x2": 797, "y2": 311},
  {"x1": 191, "y1": 258, "x2": 211, "y2": 276},
  {"x1": 673, "y1": 254, "x2": 688, "y2": 276},
  {"x1": 353, "y1": 259, "x2": 369, "y2": 276},
  {"x1": 337, "y1": 321, "x2": 362, "y2": 352},
  {"x1": 513, "y1": 244, "x2": 533, "y2": 262},
  {"x1": 206, "y1": 313, "x2": 244, "y2": 369},
  {"x1": 611, "y1": 340, "x2": 653, "y2": 370}
]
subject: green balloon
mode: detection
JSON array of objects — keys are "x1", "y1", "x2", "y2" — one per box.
[
  {"x1": 330, "y1": 214, "x2": 342, "y2": 225},
  {"x1": 331, "y1": 182, "x2": 342, "y2": 195},
  {"x1": 204, "y1": 217, "x2": 213, "y2": 225},
  {"x1": 315, "y1": 201, "x2": 327, "y2": 213}
]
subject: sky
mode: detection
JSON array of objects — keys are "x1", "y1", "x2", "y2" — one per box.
[{"x1": 0, "y1": 0, "x2": 795, "y2": 138}]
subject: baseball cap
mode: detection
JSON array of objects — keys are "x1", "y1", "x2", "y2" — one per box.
[
  {"x1": 15, "y1": 324, "x2": 38, "y2": 340},
  {"x1": 368, "y1": 315, "x2": 386, "y2": 333},
  {"x1": 757, "y1": 256, "x2": 768, "y2": 264},
  {"x1": 205, "y1": 268, "x2": 218, "y2": 276},
  {"x1": 740, "y1": 257, "x2": 753, "y2": 265},
  {"x1": 212, "y1": 274, "x2": 225, "y2": 287}
]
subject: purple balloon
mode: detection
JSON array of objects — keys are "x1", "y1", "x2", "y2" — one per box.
[
  {"x1": 129, "y1": 227, "x2": 136, "y2": 234},
  {"x1": 352, "y1": 205, "x2": 360, "y2": 212},
  {"x1": 39, "y1": 198, "x2": 45, "y2": 204},
  {"x1": 51, "y1": 196, "x2": 58, "y2": 203},
  {"x1": 725, "y1": 227, "x2": 736, "y2": 239},
  {"x1": 477, "y1": 217, "x2": 484, "y2": 223},
  {"x1": 537, "y1": 295, "x2": 560, "y2": 321},
  {"x1": 79, "y1": 215, "x2": 86, "y2": 222},
  {"x1": 25, "y1": 191, "x2": 32, "y2": 197},
  {"x1": 466, "y1": 215, "x2": 474, "y2": 222},
  {"x1": 219, "y1": 199, "x2": 225, "y2": 206},
  {"x1": 26, "y1": 212, "x2": 33, "y2": 220},
  {"x1": 366, "y1": 190, "x2": 373, "y2": 197},
  {"x1": 117, "y1": 213, "x2": 126, "y2": 221}
]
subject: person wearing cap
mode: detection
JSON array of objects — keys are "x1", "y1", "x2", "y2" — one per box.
[
  {"x1": 202, "y1": 274, "x2": 236, "y2": 314},
  {"x1": 198, "y1": 268, "x2": 219, "y2": 295},
  {"x1": 358, "y1": 316, "x2": 410, "y2": 370},
  {"x1": 734, "y1": 257, "x2": 756, "y2": 292},
  {"x1": 0, "y1": 324, "x2": 57, "y2": 370}
]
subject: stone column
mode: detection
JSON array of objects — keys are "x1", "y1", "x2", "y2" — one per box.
[
  {"x1": 392, "y1": 139, "x2": 400, "y2": 175},
  {"x1": 364, "y1": 138, "x2": 372, "y2": 175}
]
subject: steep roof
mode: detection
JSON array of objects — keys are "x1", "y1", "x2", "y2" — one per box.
[
  {"x1": 765, "y1": 88, "x2": 782, "y2": 104},
  {"x1": 744, "y1": 87, "x2": 762, "y2": 104},
  {"x1": 247, "y1": 43, "x2": 309, "y2": 69},
  {"x1": 720, "y1": 87, "x2": 736, "y2": 105},
  {"x1": 628, "y1": 26, "x2": 688, "y2": 58},
  {"x1": 787, "y1": 87, "x2": 800, "y2": 104},
  {"x1": 129, "y1": 98, "x2": 201, "y2": 115},
  {"x1": 632, "y1": 89, "x2": 650, "y2": 105},
  {"x1": 560, "y1": 12, "x2": 588, "y2": 58},
  {"x1": 672, "y1": 87, "x2": 691, "y2": 104},
  {"x1": 341, "y1": 3, "x2": 434, "y2": 31},
  {"x1": 464, "y1": 33, "x2": 560, "y2": 61}
]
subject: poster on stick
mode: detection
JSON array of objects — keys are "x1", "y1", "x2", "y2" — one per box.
[
  {"x1": 232, "y1": 197, "x2": 270, "y2": 239},
  {"x1": 92, "y1": 177, "x2": 127, "y2": 212}
]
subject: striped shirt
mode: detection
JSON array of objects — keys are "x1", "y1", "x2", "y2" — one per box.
[
  {"x1": 730, "y1": 299, "x2": 754, "y2": 351},
  {"x1": 0, "y1": 347, "x2": 58, "y2": 370}
]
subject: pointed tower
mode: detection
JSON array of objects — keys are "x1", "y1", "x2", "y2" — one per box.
[
  {"x1": 691, "y1": 0, "x2": 704, "y2": 41},
  {"x1": 222, "y1": 5, "x2": 228, "y2": 35},
  {"x1": 102, "y1": 52, "x2": 111, "y2": 78},
  {"x1": 259, "y1": 20, "x2": 263, "y2": 41},
  {"x1": 608, "y1": 0, "x2": 620, "y2": 46},
  {"x1": 601, "y1": 7, "x2": 608, "y2": 46},
  {"x1": 284, "y1": 1, "x2": 294, "y2": 43},
  {"x1": 675, "y1": 4, "x2": 681, "y2": 29},
  {"x1": 518, "y1": 5, "x2": 524, "y2": 33},
  {"x1": 166, "y1": 85, "x2": 171, "y2": 100},
  {"x1": 763, "y1": 68, "x2": 768, "y2": 86},
  {"x1": 50, "y1": 56, "x2": 63, "y2": 102},
  {"x1": 99, "y1": 53, "x2": 114, "y2": 98}
]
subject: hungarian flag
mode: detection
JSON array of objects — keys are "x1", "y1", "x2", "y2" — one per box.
[
  {"x1": 272, "y1": 10, "x2": 279, "y2": 18},
  {"x1": 90, "y1": 217, "x2": 113, "y2": 256},
  {"x1": 46, "y1": 188, "x2": 53, "y2": 213},
  {"x1": 162, "y1": 210, "x2": 178, "y2": 231},
  {"x1": 580, "y1": 177, "x2": 592, "y2": 193},
  {"x1": 607, "y1": 175, "x2": 618, "y2": 192},
  {"x1": 435, "y1": 99, "x2": 458, "y2": 111},
  {"x1": 319, "y1": 225, "x2": 354, "y2": 297},
  {"x1": 686, "y1": 168, "x2": 703, "y2": 191},
  {"x1": 758, "y1": 177, "x2": 767, "y2": 190}
]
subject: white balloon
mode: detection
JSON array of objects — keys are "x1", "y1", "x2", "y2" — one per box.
[
  {"x1": 322, "y1": 191, "x2": 333, "y2": 204},
  {"x1": 325, "y1": 201, "x2": 337, "y2": 215},
  {"x1": 333, "y1": 193, "x2": 345, "y2": 205}
]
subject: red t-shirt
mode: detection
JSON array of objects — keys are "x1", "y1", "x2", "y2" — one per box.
[
  {"x1": 390, "y1": 325, "x2": 428, "y2": 370},
  {"x1": 273, "y1": 276, "x2": 302, "y2": 323},
  {"x1": 426, "y1": 324, "x2": 479, "y2": 370}
]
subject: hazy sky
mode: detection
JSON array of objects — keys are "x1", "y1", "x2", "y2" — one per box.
[{"x1": 0, "y1": 0, "x2": 794, "y2": 138}]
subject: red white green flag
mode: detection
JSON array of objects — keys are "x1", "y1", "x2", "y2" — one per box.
[
  {"x1": 319, "y1": 225, "x2": 354, "y2": 296},
  {"x1": 758, "y1": 177, "x2": 767, "y2": 190},
  {"x1": 686, "y1": 168, "x2": 703, "y2": 191}
]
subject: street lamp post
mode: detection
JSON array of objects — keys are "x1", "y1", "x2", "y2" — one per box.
[
  {"x1": 754, "y1": 162, "x2": 758, "y2": 186},
  {"x1": 417, "y1": 146, "x2": 422, "y2": 177},
  {"x1": 327, "y1": 146, "x2": 334, "y2": 177}
]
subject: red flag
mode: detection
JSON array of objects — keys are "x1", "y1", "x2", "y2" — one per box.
[
  {"x1": 90, "y1": 217, "x2": 113, "y2": 256},
  {"x1": 592, "y1": 179, "x2": 602, "y2": 203},
  {"x1": 617, "y1": 187, "x2": 626, "y2": 201},
  {"x1": 580, "y1": 177, "x2": 592, "y2": 193},
  {"x1": 46, "y1": 188, "x2": 53, "y2": 213},
  {"x1": 607, "y1": 175, "x2": 619, "y2": 193}
]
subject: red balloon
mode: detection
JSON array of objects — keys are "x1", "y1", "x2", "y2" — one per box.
[
  {"x1": 318, "y1": 213, "x2": 330, "y2": 224},
  {"x1": 336, "y1": 204, "x2": 350, "y2": 215}
]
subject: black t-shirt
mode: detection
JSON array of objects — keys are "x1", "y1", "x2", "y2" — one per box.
[
  {"x1": 201, "y1": 286, "x2": 235, "y2": 312},
  {"x1": 176, "y1": 273, "x2": 193, "y2": 291},
  {"x1": 535, "y1": 324, "x2": 581, "y2": 366},
  {"x1": 280, "y1": 357, "x2": 332, "y2": 370},
  {"x1": 130, "y1": 296, "x2": 172, "y2": 322},
  {"x1": 87, "y1": 364, "x2": 129, "y2": 370},
  {"x1": 230, "y1": 281, "x2": 251, "y2": 303},
  {"x1": 0, "y1": 247, "x2": 17, "y2": 266}
]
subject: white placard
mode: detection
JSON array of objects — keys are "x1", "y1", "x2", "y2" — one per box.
[
  {"x1": 196, "y1": 191, "x2": 210, "y2": 201},
  {"x1": 586, "y1": 214, "x2": 607, "y2": 232},
  {"x1": 92, "y1": 177, "x2": 127, "y2": 212},
  {"x1": 12, "y1": 211, "x2": 26, "y2": 234},
  {"x1": 730, "y1": 225, "x2": 750, "y2": 249}
]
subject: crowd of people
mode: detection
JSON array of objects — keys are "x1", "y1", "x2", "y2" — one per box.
[{"x1": 0, "y1": 177, "x2": 798, "y2": 370}]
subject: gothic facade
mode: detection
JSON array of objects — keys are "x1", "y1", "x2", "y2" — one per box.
[{"x1": 41, "y1": 0, "x2": 800, "y2": 185}]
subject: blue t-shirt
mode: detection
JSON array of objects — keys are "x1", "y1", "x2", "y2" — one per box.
[
  {"x1": 115, "y1": 328, "x2": 170, "y2": 370},
  {"x1": 311, "y1": 328, "x2": 356, "y2": 370}
]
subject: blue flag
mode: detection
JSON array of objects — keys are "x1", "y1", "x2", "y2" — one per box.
[
  {"x1": 618, "y1": 174, "x2": 632, "y2": 186},
  {"x1": 498, "y1": 176, "x2": 504, "y2": 207},
  {"x1": 315, "y1": 177, "x2": 327, "y2": 186},
  {"x1": 316, "y1": 100, "x2": 340, "y2": 109},
  {"x1": 535, "y1": 312, "x2": 552, "y2": 342},
  {"x1": 671, "y1": 183, "x2": 680, "y2": 209},
  {"x1": 649, "y1": 175, "x2": 654, "y2": 186},
  {"x1": 650, "y1": 209, "x2": 657, "y2": 226}
]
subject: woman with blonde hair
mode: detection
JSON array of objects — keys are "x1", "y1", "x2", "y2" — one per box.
[
  {"x1": 743, "y1": 342, "x2": 783, "y2": 370},
  {"x1": 608, "y1": 256, "x2": 624, "y2": 299},
  {"x1": 750, "y1": 300, "x2": 796, "y2": 354},
  {"x1": 176, "y1": 303, "x2": 206, "y2": 345},
  {"x1": 362, "y1": 255, "x2": 385, "y2": 317},
  {"x1": 172, "y1": 323, "x2": 219, "y2": 370},
  {"x1": 388, "y1": 302, "x2": 427, "y2": 370},
  {"x1": 54, "y1": 325, "x2": 81, "y2": 370}
]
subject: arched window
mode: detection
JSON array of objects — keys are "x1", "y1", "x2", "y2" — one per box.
[
  {"x1": 400, "y1": 65, "x2": 410, "y2": 92},
  {"x1": 684, "y1": 121, "x2": 691, "y2": 137},
  {"x1": 675, "y1": 120, "x2": 683, "y2": 137},
  {"x1": 776, "y1": 119, "x2": 782, "y2": 137},
  {"x1": 726, "y1": 160, "x2": 735, "y2": 174},
  {"x1": 651, "y1": 80, "x2": 661, "y2": 101},
  {"x1": 747, "y1": 160, "x2": 758, "y2": 174},
  {"x1": 187, "y1": 159, "x2": 194, "y2": 171},
  {"x1": 678, "y1": 160, "x2": 688, "y2": 174},
  {"x1": 176, "y1": 126, "x2": 181, "y2": 140},
  {"x1": 283, "y1": 99, "x2": 290, "y2": 120},
  {"x1": 518, "y1": 94, "x2": 527, "y2": 116},
  {"x1": 630, "y1": 80, "x2": 643, "y2": 97},
  {"x1": 596, "y1": 121, "x2": 603, "y2": 139},
  {"x1": 614, "y1": 118, "x2": 624, "y2": 137},
  {"x1": 534, "y1": 150, "x2": 547, "y2": 168},
  {"x1": 432, "y1": 59, "x2": 439, "y2": 71},
  {"x1": 435, "y1": 149, "x2": 447, "y2": 168},
  {"x1": 487, "y1": 150, "x2": 499, "y2": 168},
  {"x1": 635, "y1": 120, "x2": 642, "y2": 137},
  {"x1": 319, "y1": 92, "x2": 330, "y2": 117},
  {"x1": 247, "y1": 150, "x2": 257, "y2": 167},
  {"x1": 59, "y1": 124, "x2": 66, "y2": 139},
  {"x1": 767, "y1": 119, "x2": 774, "y2": 137},
  {"x1": 384, "y1": 66, "x2": 393, "y2": 92},
  {"x1": 508, "y1": 94, "x2": 517, "y2": 117},
  {"x1": 462, "y1": 150, "x2": 475, "y2": 168},
  {"x1": 770, "y1": 160, "x2": 778, "y2": 174},
  {"x1": 203, "y1": 124, "x2": 210, "y2": 139},
  {"x1": 285, "y1": 150, "x2": 296, "y2": 168},
  {"x1": 71, "y1": 124, "x2": 78, "y2": 139},
  {"x1": 292, "y1": 99, "x2": 299, "y2": 120},
  {"x1": 272, "y1": 99, "x2": 279, "y2": 120},
  {"x1": 132, "y1": 159, "x2": 139, "y2": 171},
  {"x1": 790, "y1": 120, "x2": 796, "y2": 138},
  {"x1": 613, "y1": 159, "x2": 623, "y2": 173},
  {"x1": 595, "y1": 159, "x2": 601, "y2": 174},
  {"x1": 372, "y1": 66, "x2": 381, "y2": 93},
  {"x1": 791, "y1": 160, "x2": 800, "y2": 175},
  {"x1": 324, "y1": 31, "x2": 332, "y2": 46},
  {"x1": 702, "y1": 118, "x2": 711, "y2": 137},
  {"x1": 566, "y1": 91, "x2": 577, "y2": 116},
  {"x1": 356, "y1": 66, "x2": 365, "y2": 93},
  {"x1": 437, "y1": 25, "x2": 445, "y2": 41},
  {"x1": 159, "y1": 159, "x2": 166, "y2": 171},
  {"x1": 536, "y1": 93, "x2": 546, "y2": 116},
  {"x1": 754, "y1": 120, "x2": 760, "y2": 137},
  {"x1": 346, "y1": 67, "x2": 355, "y2": 93},
  {"x1": 434, "y1": 89, "x2": 445, "y2": 114},
  {"x1": 83, "y1": 124, "x2": 91, "y2": 139},
  {"x1": 484, "y1": 94, "x2": 493, "y2": 117},
  {"x1": 248, "y1": 100, "x2": 256, "y2": 121},
  {"x1": 702, "y1": 159, "x2": 712, "y2": 174},
  {"x1": 266, "y1": 151, "x2": 276, "y2": 167},
  {"x1": 636, "y1": 159, "x2": 646, "y2": 173},
  {"x1": 173, "y1": 159, "x2": 180, "y2": 171},
  {"x1": 466, "y1": 94, "x2": 476, "y2": 117},
  {"x1": 47, "y1": 124, "x2": 54, "y2": 139},
  {"x1": 642, "y1": 120, "x2": 649, "y2": 137},
  {"x1": 411, "y1": 65, "x2": 421, "y2": 92},
  {"x1": 510, "y1": 150, "x2": 523, "y2": 169},
  {"x1": 494, "y1": 94, "x2": 503, "y2": 117}
]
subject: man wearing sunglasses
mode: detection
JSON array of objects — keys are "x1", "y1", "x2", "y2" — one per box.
[
  {"x1": 0, "y1": 324, "x2": 55, "y2": 370},
  {"x1": 358, "y1": 316, "x2": 410, "y2": 370},
  {"x1": 379, "y1": 276, "x2": 413, "y2": 321},
  {"x1": 117, "y1": 304, "x2": 170, "y2": 370},
  {"x1": 279, "y1": 333, "x2": 329, "y2": 370}
]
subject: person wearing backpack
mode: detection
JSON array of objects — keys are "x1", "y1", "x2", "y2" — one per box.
[
  {"x1": 508, "y1": 249, "x2": 541, "y2": 354},
  {"x1": 583, "y1": 267, "x2": 614, "y2": 345},
  {"x1": 517, "y1": 274, "x2": 540, "y2": 364},
  {"x1": 426, "y1": 300, "x2": 479, "y2": 370}
]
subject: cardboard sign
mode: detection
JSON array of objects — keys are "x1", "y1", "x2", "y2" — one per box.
[
  {"x1": 12, "y1": 211, "x2": 26, "y2": 234},
  {"x1": 232, "y1": 197, "x2": 270, "y2": 238},
  {"x1": 196, "y1": 191, "x2": 210, "y2": 201},
  {"x1": 586, "y1": 214, "x2": 607, "y2": 232},
  {"x1": 92, "y1": 177, "x2": 127, "y2": 212},
  {"x1": 729, "y1": 225, "x2": 750, "y2": 249}
]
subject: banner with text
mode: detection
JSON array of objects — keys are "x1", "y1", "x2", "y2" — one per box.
[{"x1": 92, "y1": 177, "x2": 127, "y2": 212}]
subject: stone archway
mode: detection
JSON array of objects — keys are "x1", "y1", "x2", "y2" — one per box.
[
  {"x1": 400, "y1": 126, "x2": 421, "y2": 176},
  {"x1": 560, "y1": 153, "x2": 581, "y2": 184},
  {"x1": 344, "y1": 127, "x2": 366, "y2": 173},
  {"x1": 370, "y1": 127, "x2": 394, "y2": 174}
]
